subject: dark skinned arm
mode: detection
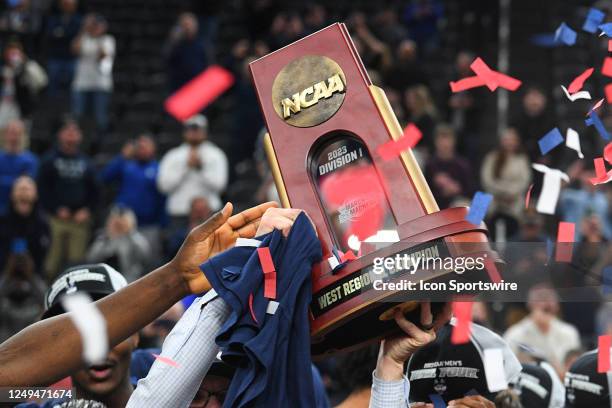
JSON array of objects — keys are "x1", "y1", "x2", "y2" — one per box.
[{"x1": 0, "y1": 201, "x2": 277, "y2": 386}]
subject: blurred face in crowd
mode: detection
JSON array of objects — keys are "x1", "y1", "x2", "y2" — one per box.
[
  {"x1": 500, "y1": 128, "x2": 520, "y2": 153},
  {"x1": 581, "y1": 214, "x2": 603, "y2": 241},
  {"x1": 456, "y1": 51, "x2": 474, "y2": 76},
  {"x1": 58, "y1": 121, "x2": 82, "y2": 154},
  {"x1": 396, "y1": 39, "x2": 417, "y2": 61},
  {"x1": 72, "y1": 335, "x2": 137, "y2": 400},
  {"x1": 527, "y1": 286, "x2": 559, "y2": 316},
  {"x1": 106, "y1": 208, "x2": 136, "y2": 237},
  {"x1": 184, "y1": 125, "x2": 206, "y2": 146},
  {"x1": 179, "y1": 13, "x2": 198, "y2": 39},
  {"x1": 59, "y1": 0, "x2": 77, "y2": 14},
  {"x1": 4, "y1": 43, "x2": 24, "y2": 67},
  {"x1": 520, "y1": 218, "x2": 543, "y2": 240},
  {"x1": 190, "y1": 197, "x2": 211, "y2": 224},
  {"x1": 434, "y1": 127, "x2": 456, "y2": 158},
  {"x1": 135, "y1": 135, "x2": 156, "y2": 161},
  {"x1": 523, "y1": 88, "x2": 547, "y2": 116},
  {"x1": 3, "y1": 119, "x2": 25, "y2": 153},
  {"x1": 190, "y1": 376, "x2": 230, "y2": 408},
  {"x1": 11, "y1": 176, "x2": 37, "y2": 216}
]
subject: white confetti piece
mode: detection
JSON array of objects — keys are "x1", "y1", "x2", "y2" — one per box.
[
  {"x1": 560, "y1": 85, "x2": 591, "y2": 101},
  {"x1": 483, "y1": 348, "x2": 508, "y2": 392},
  {"x1": 532, "y1": 164, "x2": 570, "y2": 215},
  {"x1": 565, "y1": 128, "x2": 584, "y2": 158},
  {"x1": 61, "y1": 292, "x2": 108, "y2": 365},
  {"x1": 327, "y1": 255, "x2": 340, "y2": 270},
  {"x1": 364, "y1": 230, "x2": 400, "y2": 243},
  {"x1": 235, "y1": 238, "x2": 261, "y2": 247}
]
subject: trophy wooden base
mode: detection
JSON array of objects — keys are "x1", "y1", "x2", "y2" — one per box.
[{"x1": 310, "y1": 207, "x2": 501, "y2": 356}]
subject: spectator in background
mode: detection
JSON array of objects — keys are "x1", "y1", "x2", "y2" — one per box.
[
  {"x1": 303, "y1": 3, "x2": 327, "y2": 34},
  {"x1": 44, "y1": 0, "x2": 81, "y2": 96},
  {"x1": 164, "y1": 12, "x2": 209, "y2": 92},
  {"x1": 86, "y1": 205, "x2": 151, "y2": 282},
  {"x1": 424, "y1": 124, "x2": 474, "y2": 209},
  {"x1": 447, "y1": 50, "x2": 483, "y2": 156},
  {"x1": 511, "y1": 87, "x2": 555, "y2": 163},
  {"x1": 402, "y1": 0, "x2": 444, "y2": 54},
  {"x1": 504, "y1": 285, "x2": 581, "y2": 375},
  {"x1": 71, "y1": 13, "x2": 115, "y2": 141},
  {"x1": 0, "y1": 251, "x2": 46, "y2": 342},
  {"x1": 165, "y1": 196, "x2": 211, "y2": 258},
  {"x1": 559, "y1": 167, "x2": 612, "y2": 241},
  {"x1": 481, "y1": 127, "x2": 532, "y2": 240},
  {"x1": 0, "y1": 39, "x2": 47, "y2": 128},
  {"x1": 158, "y1": 114, "x2": 228, "y2": 230},
  {"x1": 0, "y1": 118, "x2": 37, "y2": 215},
  {"x1": 0, "y1": 0, "x2": 43, "y2": 53},
  {"x1": 0, "y1": 175, "x2": 49, "y2": 275},
  {"x1": 383, "y1": 39, "x2": 429, "y2": 95},
  {"x1": 348, "y1": 12, "x2": 392, "y2": 73},
  {"x1": 404, "y1": 84, "x2": 438, "y2": 153},
  {"x1": 38, "y1": 118, "x2": 97, "y2": 279},
  {"x1": 101, "y1": 135, "x2": 166, "y2": 258}
]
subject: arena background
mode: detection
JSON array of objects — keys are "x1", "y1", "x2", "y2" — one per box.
[{"x1": 1, "y1": 0, "x2": 611, "y2": 404}]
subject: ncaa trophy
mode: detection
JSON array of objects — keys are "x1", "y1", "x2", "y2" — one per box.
[{"x1": 249, "y1": 23, "x2": 501, "y2": 355}]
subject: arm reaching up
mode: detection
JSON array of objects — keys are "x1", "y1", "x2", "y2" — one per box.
[{"x1": 0, "y1": 201, "x2": 277, "y2": 386}]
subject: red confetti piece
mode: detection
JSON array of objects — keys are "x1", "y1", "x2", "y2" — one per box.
[
  {"x1": 605, "y1": 84, "x2": 612, "y2": 104},
  {"x1": 340, "y1": 250, "x2": 357, "y2": 262},
  {"x1": 556, "y1": 222, "x2": 575, "y2": 263},
  {"x1": 484, "y1": 257, "x2": 502, "y2": 283},
  {"x1": 605, "y1": 142, "x2": 612, "y2": 164},
  {"x1": 590, "y1": 157, "x2": 612, "y2": 185},
  {"x1": 451, "y1": 301, "x2": 473, "y2": 344},
  {"x1": 248, "y1": 293, "x2": 258, "y2": 324},
  {"x1": 599, "y1": 335, "x2": 611, "y2": 373},
  {"x1": 603, "y1": 57, "x2": 612, "y2": 77},
  {"x1": 470, "y1": 57, "x2": 522, "y2": 91},
  {"x1": 152, "y1": 353, "x2": 180, "y2": 368},
  {"x1": 449, "y1": 76, "x2": 486, "y2": 92},
  {"x1": 525, "y1": 183, "x2": 534, "y2": 209},
  {"x1": 568, "y1": 67, "x2": 594, "y2": 93},
  {"x1": 377, "y1": 123, "x2": 422, "y2": 161},
  {"x1": 609, "y1": 40, "x2": 612, "y2": 52},
  {"x1": 257, "y1": 247, "x2": 276, "y2": 299},
  {"x1": 587, "y1": 98, "x2": 605, "y2": 115},
  {"x1": 165, "y1": 65, "x2": 235, "y2": 121}
]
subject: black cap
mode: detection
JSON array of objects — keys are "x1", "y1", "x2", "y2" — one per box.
[
  {"x1": 512, "y1": 362, "x2": 565, "y2": 408},
  {"x1": 407, "y1": 322, "x2": 522, "y2": 403},
  {"x1": 565, "y1": 350, "x2": 612, "y2": 408},
  {"x1": 43, "y1": 263, "x2": 128, "y2": 319}
]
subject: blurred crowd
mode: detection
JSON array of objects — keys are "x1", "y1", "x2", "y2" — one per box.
[{"x1": 0, "y1": 0, "x2": 612, "y2": 405}]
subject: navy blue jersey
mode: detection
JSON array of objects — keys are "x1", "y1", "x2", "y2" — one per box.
[{"x1": 201, "y1": 212, "x2": 322, "y2": 408}]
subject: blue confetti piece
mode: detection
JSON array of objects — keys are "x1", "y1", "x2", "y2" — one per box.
[
  {"x1": 429, "y1": 394, "x2": 446, "y2": 408},
  {"x1": 465, "y1": 192, "x2": 493, "y2": 226},
  {"x1": 538, "y1": 128, "x2": 564, "y2": 155},
  {"x1": 603, "y1": 266, "x2": 612, "y2": 295},
  {"x1": 530, "y1": 33, "x2": 558, "y2": 47},
  {"x1": 583, "y1": 8, "x2": 606, "y2": 33},
  {"x1": 554, "y1": 23, "x2": 577, "y2": 45},
  {"x1": 600, "y1": 23, "x2": 612, "y2": 37},
  {"x1": 585, "y1": 111, "x2": 612, "y2": 141}
]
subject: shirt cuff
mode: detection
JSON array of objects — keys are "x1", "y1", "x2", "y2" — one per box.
[{"x1": 370, "y1": 370, "x2": 410, "y2": 408}]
